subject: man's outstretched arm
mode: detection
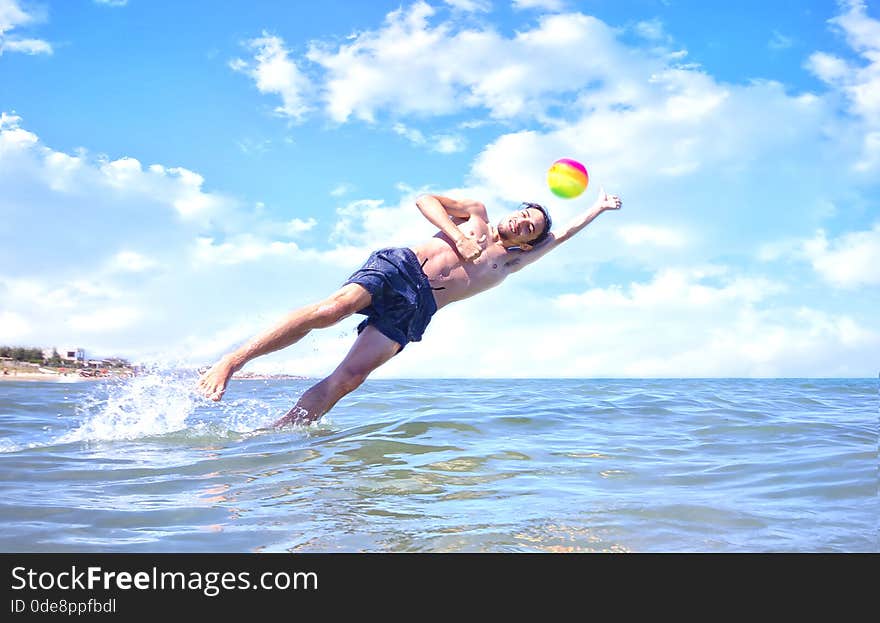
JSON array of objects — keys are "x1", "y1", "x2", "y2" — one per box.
[{"x1": 512, "y1": 187, "x2": 622, "y2": 270}]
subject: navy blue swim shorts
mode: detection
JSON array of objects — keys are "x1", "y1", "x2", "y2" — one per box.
[{"x1": 343, "y1": 247, "x2": 438, "y2": 350}]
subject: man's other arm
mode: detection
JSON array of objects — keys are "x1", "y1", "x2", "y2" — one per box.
[{"x1": 415, "y1": 194, "x2": 488, "y2": 261}]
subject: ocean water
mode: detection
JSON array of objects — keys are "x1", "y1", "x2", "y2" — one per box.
[{"x1": 0, "y1": 374, "x2": 876, "y2": 552}]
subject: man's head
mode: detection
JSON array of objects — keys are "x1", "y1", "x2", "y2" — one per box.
[{"x1": 497, "y1": 202, "x2": 552, "y2": 250}]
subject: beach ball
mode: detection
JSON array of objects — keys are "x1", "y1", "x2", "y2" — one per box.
[{"x1": 547, "y1": 158, "x2": 589, "y2": 199}]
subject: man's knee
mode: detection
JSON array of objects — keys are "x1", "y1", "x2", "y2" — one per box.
[
  {"x1": 311, "y1": 287, "x2": 368, "y2": 328},
  {"x1": 332, "y1": 366, "x2": 369, "y2": 395}
]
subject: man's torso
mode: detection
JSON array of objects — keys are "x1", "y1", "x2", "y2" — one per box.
[{"x1": 410, "y1": 215, "x2": 519, "y2": 309}]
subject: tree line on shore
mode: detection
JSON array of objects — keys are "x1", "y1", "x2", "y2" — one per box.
[
  {"x1": 0, "y1": 346, "x2": 130, "y2": 368},
  {"x1": 0, "y1": 346, "x2": 47, "y2": 364}
]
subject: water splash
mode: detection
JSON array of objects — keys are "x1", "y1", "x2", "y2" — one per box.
[
  {"x1": 58, "y1": 365, "x2": 200, "y2": 443},
  {"x1": 0, "y1": 365, "x2": 315, "y2": 453}
]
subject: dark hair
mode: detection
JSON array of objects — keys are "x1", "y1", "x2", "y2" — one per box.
[{"x1": 521, "y1": 202, "x2": 552, "y2": 245}]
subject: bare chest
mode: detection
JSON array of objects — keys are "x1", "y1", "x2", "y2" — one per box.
[{"x1": 412, "y1": 223, "x2": 515, "y2": 304}]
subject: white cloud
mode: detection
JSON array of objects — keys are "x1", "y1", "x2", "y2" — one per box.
[
  {"x1": 392, "y1": 122, "x2": 426, "y2": 145},
  {"x1": 802, "y1": 225, "x2": 880, "y2": 288},
  {"x1": 0, "y1": 114, "x2": 326, "y2": 357},
  {"x1": 0, "y1": 311, "x2": 31, "y2": 342},
  {"x1": 231, "y1": 32, "x2": 312, "y2": 121},
  {"x1": 392, "y1": 122, "x2": 466, "y2": 153},
  {"x1": 192, "y1": 235, "x2": 300, "y2": 266},
  {"x1": 634, "y1": 19, "x2": 668, "y2": 42},
  {"x1": 228, "y1": 2, "x2": 874, "y2": 205},
  {"x1": 0, "y1": 0, "x2": 51, "y2": 55},
  {"x1": 280, "y1": 217, "x2": 317, "y2": 236},
  {"x1": 433, "y1": 133, "x2": 466, "y2": 153},
  {"x1": 362, "y1": 264, "x2": 876, "y2": 379},
  {"x1": 305, "y1": 5, "x2": 630, "y2": 123},
  {"x1": 1, "y1": 37, "x2": 50, "y2": 54},
  {"x1": 68, "y1": 307, "x2": 142, "y2": 333},
  {"x1": 467, "y1": 66, "x2": 839, "y2": 261},
  {"x1": 0, "y1": 272, "x2": 141, "y2": 350},
  {"x1": 768, "y1": 30, "x2": 793, "y2": 50},
  {"x1": 512, "y1": 0, "x2": 565, "y2": 11},
  {"x1": 443, "y1": 0, "x2": 491, "y2": 12},
  {"x1": 807, "y1": 0, "x2": 880, "y2": 172},
  {"x1": 94, "y1": 0, "x2": 128, "y2": 6},
  {"x1": 0, "y1": 117, "x2": 236, "y2": 229},
  {"x1": 556, "y1": 266, "x2": 781, "y2": 311},
  {"x1": 330, "y1": 183, "x2": 354, "y2": 197},
  {"x1": 0, "y1": 0, "x2": 31, "y2": 32},
  {"x1": 108, "y1": 251, "x2": 159, "y2": 273}
]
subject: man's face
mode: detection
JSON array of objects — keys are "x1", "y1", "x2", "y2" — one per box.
[{"x1": 497, "y1": 206, "x2": 546, "y2": 246}]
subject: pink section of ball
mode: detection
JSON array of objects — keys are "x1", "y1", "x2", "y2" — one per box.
[{"x1": 555, "y1": 158, "x2": 587, "y2": 178}]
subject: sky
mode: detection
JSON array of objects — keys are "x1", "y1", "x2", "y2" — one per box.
[{"x1": 0, "y1": 0, "x2": 878, "y2": 378}]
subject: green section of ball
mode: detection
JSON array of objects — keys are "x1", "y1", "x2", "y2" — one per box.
[{"x1": 547, "y1": 160, "x2": 588, "y2": 199}]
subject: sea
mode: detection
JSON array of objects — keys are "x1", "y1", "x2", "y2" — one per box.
[{"x1": 0, "y1": 374, "x2": 876, "y2": 553}]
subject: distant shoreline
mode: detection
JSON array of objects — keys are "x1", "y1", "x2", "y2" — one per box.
[
  {"x1": 0, "y1": 372, "x2": 99, "y2": 382},
  {"x1": 0, "y1": 371, "x2": 311, "y2": 383}
]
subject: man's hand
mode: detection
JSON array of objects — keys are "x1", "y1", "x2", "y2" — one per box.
[
  {"x1": 593, "y1": 186, "x2": 622, "y2": 212},
  {"x1": 455, "y1": 233, "x2": 484, "y2": 262}
]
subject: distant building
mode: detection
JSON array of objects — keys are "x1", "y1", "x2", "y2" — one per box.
[{"x1": 43, "y1": 347, "x2": 86, "y2": 363}]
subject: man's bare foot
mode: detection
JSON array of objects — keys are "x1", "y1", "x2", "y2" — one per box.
[{"x1": 197, "y1": 356, "x2": 237, "y2": 401}]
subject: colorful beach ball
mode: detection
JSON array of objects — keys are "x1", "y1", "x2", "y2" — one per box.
[{"x1": 547, "y1": 158, "x2": 589, "y2": 199}]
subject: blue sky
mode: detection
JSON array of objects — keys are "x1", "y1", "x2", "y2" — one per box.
[{"x1": 1, "y1": 0, "x2": 878, "y2": 377}]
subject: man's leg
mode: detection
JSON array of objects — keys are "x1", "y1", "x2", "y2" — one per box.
[
  {"x1": 273, "y1": 325, "x2": 401, "y2": 426},
  {"x1": 198, "y1": 283, "x2": 372, "y2": 401}
]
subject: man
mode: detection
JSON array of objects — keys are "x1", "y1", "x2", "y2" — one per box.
[{"x1": 197, "y1": 188, "x2": 622, "y2": 426}]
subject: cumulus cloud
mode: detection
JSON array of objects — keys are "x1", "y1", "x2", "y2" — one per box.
[
  {"x1": 108, "y1": 251, "x2": 159, "y2": 273},
  {"x1": 280, "y1": 217, "x2": 317, "y2": 236},
  {"x1": 68, "y1": 306, "x2": 142, "y2": 333},
  {"x1": 802, "y1": 225, "x2": 880, "y2": 288},
  {"x1": 0, "y1": 0, "x2": 51, "y2": 55},
  {"x1": 512, "y1": 0, "x2": 565, "y2": 11},
  {"x1": 192, "y1": 235, "x2": 300, "y2": 266},
  {"x1": 443, "y1": 0, "x2": 491, "y2": 12},
  {"x1": 0, "y1": 114, "x2": 236, "y2": 255},
  {"x1": 367, "y1": 264, "x2": 877, "y2": 379},
  {"x1": 231, "y1": 32, "x2": 312, "y2": 121},
  {"x1": 302, "y1": 4, "x2": 638, "y2": 123},
  {"x1": 392, "y1": 122, "x2": 466, "y2": 153},
  {"x1": 0, "y1": 311, "x2": 31, "y2": 342},
  {"x1": 0, "y1": 114, "x2": 332, "y2": 358},
  {"x1": 330, "y1": 183, "x2": 354, "y2": 197},
  {"x1": 807, "y1": 0, "x2": 880, "y2": 172},
  {"x1": 0, "y1": 273, "x2": 135, "y2": 350},
  {"x1": 634, "y1": 18, "x2": 669, "y2": 42},
  {"x1": 230, "y1": 2, "x2": 876, "y2": 200}
]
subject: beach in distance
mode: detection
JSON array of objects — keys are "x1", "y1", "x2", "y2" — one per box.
[
  {"x1": 0, "y1": 374, "x2": 875, "y2": 553},
  {"x1": 0, "y1": 366, "x2": 307, "y2": 383}
]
